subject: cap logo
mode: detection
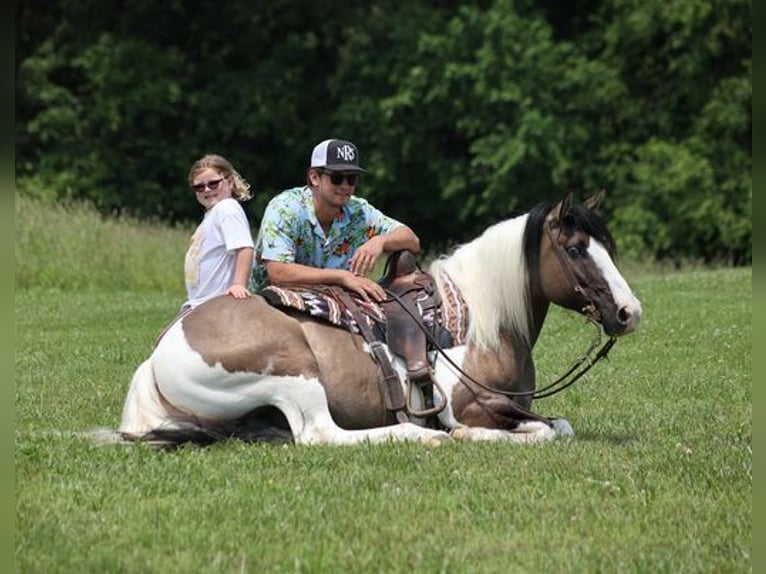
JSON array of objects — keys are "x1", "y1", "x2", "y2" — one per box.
[{"x1": 336, "y1": 144, "x2": 356, "y2": 163}]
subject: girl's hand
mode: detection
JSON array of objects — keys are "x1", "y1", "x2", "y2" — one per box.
[{"x1": 227, "y1": 285, "x2": 251, "y2": 299}]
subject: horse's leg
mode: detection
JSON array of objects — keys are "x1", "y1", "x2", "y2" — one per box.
[
  {"x1": 232, "y1": 375, "x2": 451, "y2": 446},
  {"x1": 431, "y1": 342, "x2": 574, "y2": 443},
  {"x1": 447, "y1": 395, "x2": 575, "y2": 442},
  {"x1": 451, "y1": 421, "x2": 556, "y2": 443}
]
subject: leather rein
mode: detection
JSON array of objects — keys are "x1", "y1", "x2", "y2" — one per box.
[{"x1": 384, "y1": 219, "x2": 617, "y2": 406}]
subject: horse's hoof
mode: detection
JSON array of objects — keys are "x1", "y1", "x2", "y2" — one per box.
[
  {"x1": 450, "y1": 426, "x2": 469, "y2": 441},
  {"x1": 423, "y1": 430, "x2": 452, "y2": 446},
  {"x1": 86, "y1": 428, "x2": 134, "y2": 446},
  {"x1": 551, "y1": 418, "x2": 575, "y2": 437}
]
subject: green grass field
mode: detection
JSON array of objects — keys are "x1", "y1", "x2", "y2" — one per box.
[{"x1": 15, "y1": 196, "x2": 751, "y2": 573}]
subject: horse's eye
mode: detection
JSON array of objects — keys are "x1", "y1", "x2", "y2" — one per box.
[{"x1": 567, "y1": 245, "x2": 583, "y2": 258}]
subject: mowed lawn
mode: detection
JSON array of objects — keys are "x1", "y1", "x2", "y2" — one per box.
[{"x1": 15, "y1": 267, "x2": 750, "y2": 573}]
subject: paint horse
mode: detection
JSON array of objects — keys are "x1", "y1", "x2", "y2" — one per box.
[{"x1": 119, "y1": 193, "x2": 642, "y2": 446}]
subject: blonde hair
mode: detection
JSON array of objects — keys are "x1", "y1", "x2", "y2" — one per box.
[{"x1": 188, "y1": 154, "x2": 252, "y2": 201}]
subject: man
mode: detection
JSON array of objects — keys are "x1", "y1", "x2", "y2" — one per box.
[{"x1": 251, "y1": 139, "x2": 420, "y2": 302}]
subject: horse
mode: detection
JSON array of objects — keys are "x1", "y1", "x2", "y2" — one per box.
[{"x1": 117, "y1": 192, "x2": 642, "y2": 446}]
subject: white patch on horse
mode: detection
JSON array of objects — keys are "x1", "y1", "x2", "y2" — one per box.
[
  {"x1": 451, "y1": 420, "x2": 557, "y2": 443},
  {"x1": 430, "y1": 345, "x2": 468, "y2": 429},
  {"x1": 120, "y1": 321, "x2": 451, "y2": 446},
  {"x1": 153, "y1": 322, "x2": 276, "y2": 420},
  {"x1": 588, "y1": 239, "x2": 643, "y2": 331}
]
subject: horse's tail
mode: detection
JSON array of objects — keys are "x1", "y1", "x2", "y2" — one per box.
[
  {"x1": 119, "y1": 359, "x2": 173, "y2": 437},
  {"x1": 116, "y1": 359, "x2": 225, "y2": 447}
]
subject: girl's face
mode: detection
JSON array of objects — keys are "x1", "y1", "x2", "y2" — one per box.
[{"x1": 191, "y1": 168, "x2": 233, "y2": 210}]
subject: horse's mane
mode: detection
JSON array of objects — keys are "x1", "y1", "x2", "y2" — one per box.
[
  {"x1": 429, "y1": 200, "x2": 616, "y2": 351},
  {"x1": 429, "y1": 211, "x2": 532, "y2": 350}
]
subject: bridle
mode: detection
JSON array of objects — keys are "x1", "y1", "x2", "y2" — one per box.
[{"x1": 530, "y1": 216, "x2": 618, "y2": 399}]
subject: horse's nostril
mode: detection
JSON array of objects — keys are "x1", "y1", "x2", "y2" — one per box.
[{"x1": 618, "y1": 306, "x2": 631, "y2": 324}]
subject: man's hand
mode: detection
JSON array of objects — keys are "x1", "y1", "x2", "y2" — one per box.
[
  {"x1": 349, "y1": 236, "x2": 386, "y2": 277},
  {"x1": 341, "y1": 271, "x2": 387, "y2": 302}
]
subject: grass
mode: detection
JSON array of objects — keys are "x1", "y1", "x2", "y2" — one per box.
[
  {"x1": 15, "y1": 196, "x2": 751, "y2": 573},
  {"x1": 15, "y1": 194, "x2": 192, "y2": 294}
]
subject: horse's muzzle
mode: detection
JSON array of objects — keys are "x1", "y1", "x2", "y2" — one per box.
[{"x1": 603, "y1": 297, "x2": 642, "y2": 336}]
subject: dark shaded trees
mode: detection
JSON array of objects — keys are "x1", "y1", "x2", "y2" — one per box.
[{"x1": 16, "y1": 0, "x2": 751, "y2": 263}]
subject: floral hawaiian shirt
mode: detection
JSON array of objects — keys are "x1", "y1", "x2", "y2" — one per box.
[{"x1": 250, "y1": 186, "x2": 403, "y2": 291}]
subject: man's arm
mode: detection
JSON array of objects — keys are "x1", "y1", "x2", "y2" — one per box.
[
  {"x1": 348, "y1": 225, "x2": 420, "y2": 277},
  {"x1": 264, "y1": 261, "x2": 387, "y2": 302},
  {"x1": 378, "y1": 225, "x2": 421, "y2": 254},
  {"x1": 264, "y1": 261, "x2": 350, "y2": 286}
]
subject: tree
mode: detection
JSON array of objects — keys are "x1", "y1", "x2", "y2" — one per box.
[{"x1": 16, "y1": 0, "x2": 751, "y2": 263}]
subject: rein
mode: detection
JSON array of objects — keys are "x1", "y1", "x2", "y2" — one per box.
[
  {"x1": 384, "y1": 287, "x2": 615, "y2": 403},
  {"x1": 382, "y1": 216, "x2": 618, "y2": 410}
]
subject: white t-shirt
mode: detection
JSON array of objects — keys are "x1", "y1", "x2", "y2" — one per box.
[{"x1": 184, "y1": 198, "x2": 254, "y2": 308}]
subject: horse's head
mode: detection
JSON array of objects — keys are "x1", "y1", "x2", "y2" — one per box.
[{"x1": 537, "y1": 192, "x2": 642, "y2": 337}]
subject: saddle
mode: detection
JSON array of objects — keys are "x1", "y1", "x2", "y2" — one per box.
[
  {"x1": 378, "y1": 251, "x2": 437, "y2": 382},
  {"x1": 339, "y1": 250, "x2": 450, "y2": 424},
  {"x1": 261, "y1": 251, "x2": 450, "y2": 424}
]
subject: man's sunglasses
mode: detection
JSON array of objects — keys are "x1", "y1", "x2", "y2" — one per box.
[
  {"x1": 320, "y1": 170, "x2": 358, "y2": 186},
  {"x1": 191, "y1": 177, "x2": 226, "y2": 193}
]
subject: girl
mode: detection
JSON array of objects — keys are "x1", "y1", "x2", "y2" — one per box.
[{"x1": 183, "y1": 154, "x2": 255, "y2": 309}]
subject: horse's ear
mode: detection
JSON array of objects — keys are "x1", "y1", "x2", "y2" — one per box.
[
  {"x1": 551, "y1": 192, "x2": 573, "y2": 223},
  {"x1": 583, "y1": 188, "x2": 606, "y2": 212}
]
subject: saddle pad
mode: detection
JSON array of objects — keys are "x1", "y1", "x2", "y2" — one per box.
[
  {"x1": 262, "y1": 283, "x2": 451, "y2": 343},
  {"x1": 261, "y1": 285, "x2": 385, "y2": 334},
  {"x1": 439, "y1": 272, "x2": 468, "y2": 346}
]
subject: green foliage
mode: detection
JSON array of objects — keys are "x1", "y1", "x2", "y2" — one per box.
[
  {"x1": 592, "y1": 0, "x2": 751, "y2": 264},
  {"x1": 15, "y1": 194, "x2": 190, "y2": 294},
  {"x1": 15, "y1": 267, "x2": 751, "y2": 572},
  {"x1": 16, "y1": 0, "x2": 751, "y2": 262}
]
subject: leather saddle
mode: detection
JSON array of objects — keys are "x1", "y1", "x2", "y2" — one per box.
[
  {"x1": 261, "y1": 251, "x2": 450, "y2": 423},
  {"x1": 378, "y1": 251, "x2": 443, "y2": 382}
]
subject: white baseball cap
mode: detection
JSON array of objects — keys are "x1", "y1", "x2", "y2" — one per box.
[{"x1": 310, "y1": 139, "x2": 366, "y2": 172}]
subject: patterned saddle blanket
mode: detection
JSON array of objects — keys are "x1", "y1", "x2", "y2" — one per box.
[{"x1": 260, "y1": 284, "x2": 437, "y2": 340}]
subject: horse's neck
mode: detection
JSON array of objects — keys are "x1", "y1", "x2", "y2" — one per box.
[
  {"x1": 524, "y1": 244, "x2": 564, "y2": 347},
  {"x1": 523, "y1": 298, "x2": 549, "y2": 349},
  {"x1": 431, "y1": 259, "x2": 550, "y2": 353}
]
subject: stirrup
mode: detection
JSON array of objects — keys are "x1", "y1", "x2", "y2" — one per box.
[{"x1": 405, "y1": 371, "x2": 447, "y2": 419}]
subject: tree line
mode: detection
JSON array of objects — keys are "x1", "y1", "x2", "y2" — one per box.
[{"x1": 16, "y1": 0, "x2": 751, "y2": 264}]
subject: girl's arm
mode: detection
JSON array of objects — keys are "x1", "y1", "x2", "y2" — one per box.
[{"x1": 227, "y1": 247, "x2": 255, "y2": 299}]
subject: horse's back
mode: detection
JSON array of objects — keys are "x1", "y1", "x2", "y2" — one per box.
[
  {"x1": 179, "y1": 294, "x2": 321, "y2": 377},
  {"x1": 120, "y1": 295, "x2": 321, "y2": 429}
]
